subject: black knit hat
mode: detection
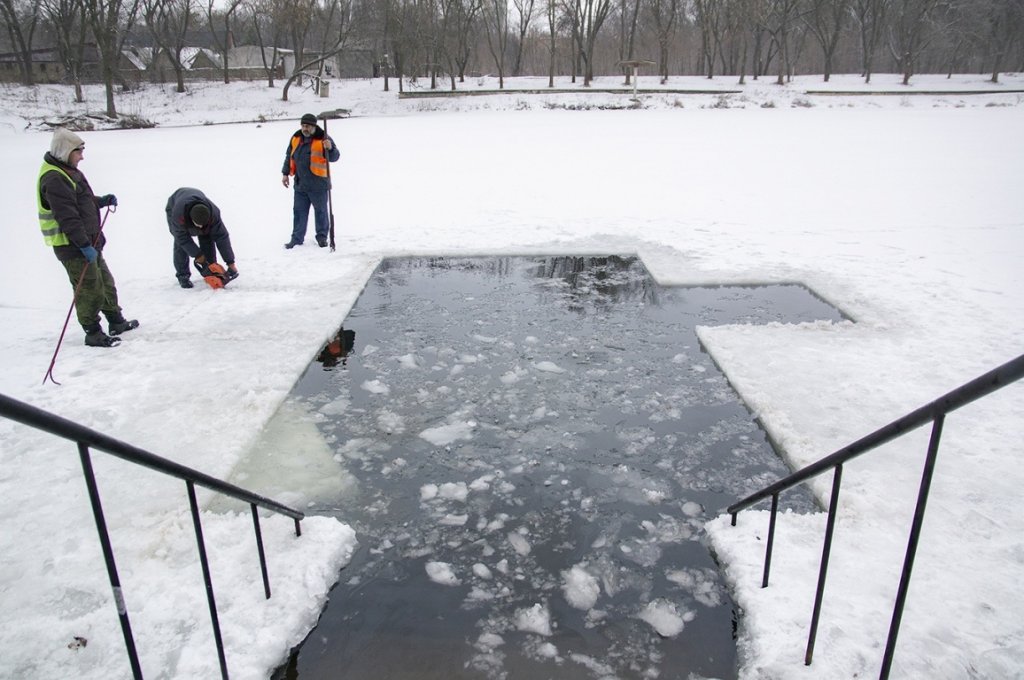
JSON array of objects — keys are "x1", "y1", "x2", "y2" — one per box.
[
  {"x1": 189, "y1": 203, "x2": 210, "y2": 226},
  {"x1": 300, "y1": 113, "x2": 317, "y2": 126}
]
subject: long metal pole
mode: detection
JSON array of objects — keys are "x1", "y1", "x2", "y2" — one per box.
[
  {"x1": 762, "y1": 493, "x2": 779, "y2": 588},
  {"x1": 805, "y1": 464, "x2": 843, "y2": 665},
  {"x1": 878, "y1": 415, "x2": 945, "y2": 679},
  {"x1": 79, "y1": 443, "x2": 143, "y2": 680},
  {"x1": 188, "y1": 481, "x2": 229, "y2": 679}
]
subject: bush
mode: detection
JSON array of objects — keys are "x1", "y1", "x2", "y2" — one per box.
[{"x1": 115, "y1": 114, "x2": 156, "y2": 129}]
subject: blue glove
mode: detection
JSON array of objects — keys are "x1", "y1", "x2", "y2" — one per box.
[
  {"x1": 80, "y1": 245, "x2": 98, "y2": 263},
  {"x1": 98, "y1": 194, "x2": 117, "y2": 208}
]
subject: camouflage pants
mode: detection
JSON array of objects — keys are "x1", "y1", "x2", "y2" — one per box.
[{"x1": 61, "y1": 253, "x2": 122, "y2": 331}]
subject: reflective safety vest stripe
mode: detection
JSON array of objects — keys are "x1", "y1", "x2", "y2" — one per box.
[
  {"x1": 37, "y1": 162, "x2": 75, "y2": 247},
  {"x1": 288, "y1": 136, "x2": 329, "y2": 178}
]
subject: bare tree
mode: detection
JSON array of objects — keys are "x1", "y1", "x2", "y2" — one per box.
[
  {"x1": 42, "y1": 0, "x2": 88, "y2": 98},
  {"x1": 545, "y1": 0, "x2": 556, "y2": 85},
  {"x1": 388, "y1": 0, "x2": 425, "y2": 92},
  {"x1": 84, "y1": 0, "x2": 141, "y2": 116},
  {"x1": 647, "y1": 0, "x2": 680, "y2": 82},
  {"x1": 851, "y1": 0, "x2": 888, "y2": 82},
  {"x1": 482, "y1": 0, "x2": 510, "y2": 86},
  {"x1": 978, "y1": 0, "x2": 1024, "y2": 82},
  {"x1": 692, "y1": 0, "x2": 719, "y2": 76},
  {"x1": 1, "y1": 0, "x2": 42, "y2": 85},
  {"x1": 577, "y1": 0, "x2": 613, "y2": 84},
  {"x1": 511, "y1": 0, "x2": 534, "y2": 75},
  {"x1": 281, "y1": 0, "x2": 356, "y2": 100},
  {"x1": 755, "y1": 0, "x2": 803, "y2": 84},
  {"x1": 143, "y1": 0, "x2": 197, "y2": 92},
  {"x1": 438, "y1": 0, "x2": 482, "y2": 88},
  {"x1": 248, "y1": 0, "x2": 286, "y2": 87},
  {"x1": 205, "y1": 0, "x2": 243, "y2": 83},
  {"x1": 804, "y1": 0, "x2": 849, "y2": 81},
  {"x1": 887, "y1": 0, "x2": 946, "y2": 84},
  {"x1": 618, "y1": 0, "x2": 642, "y2": 82}
]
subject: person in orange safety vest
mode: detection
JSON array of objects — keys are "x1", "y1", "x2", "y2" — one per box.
[{"x1": 280, "y1": 112, "x2": 340, "y2": 249}]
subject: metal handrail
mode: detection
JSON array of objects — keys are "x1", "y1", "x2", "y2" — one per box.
[
  {"x1": 726, "y1": 352, "x2": 1024, "y2": 680},
  {"x1": 0, "y1": 392, "x2": 305, "y2": 680}
]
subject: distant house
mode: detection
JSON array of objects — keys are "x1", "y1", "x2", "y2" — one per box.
[
  {"x1": 0, "y1": 47, "x2": 60, "y2": 83},
  {"x1": 227, "y1": 45, "x2": 292, "y2": 79},
  {"x1": 333, "y1": 40, "x2": 376, "y2": 79}
]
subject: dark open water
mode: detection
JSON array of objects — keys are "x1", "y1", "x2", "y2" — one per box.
[{"x1": 264, "y1": 256, "x2": 845, "y2": 680}]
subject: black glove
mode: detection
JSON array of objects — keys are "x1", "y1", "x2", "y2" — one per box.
[
  {"x1": 194, "y1": 258, "x2": 214, "y2": 277},
  {"x1": 98, "y1": 194, "x2": 118, "y2": 208}
]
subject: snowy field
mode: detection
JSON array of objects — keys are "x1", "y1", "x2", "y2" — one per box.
[{"x1": 0, "y1": 73, "x2": 1022, "y2": 680}]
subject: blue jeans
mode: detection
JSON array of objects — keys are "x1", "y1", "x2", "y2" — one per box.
[{"x1": 291, "y1": 187, "x2": 330, "y2": 244}]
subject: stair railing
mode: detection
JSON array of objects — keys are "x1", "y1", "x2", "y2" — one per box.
[
  {"x1": 726, "y1": 352, "x2": 1024, "y2": 680},
  {"x1": 0, "y1": 392, "x2": 306, "y2": 680}
]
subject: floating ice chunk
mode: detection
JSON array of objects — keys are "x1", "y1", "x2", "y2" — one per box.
[
  {"x1": 535, "y1": 642, "x2": 559, "y2": 659},
  {"x1": 420, "y1": 484, "x2": 439, "y2": 501},
  {"x1": 569, "y1": 652, "x2": 615, "y2": 676},
  {"x1": 361, "y1": 379, "x2": 390, "y2": 395},
  {"x1": 420, "y1": 420, "x2": 475, "y2": 446},
  {"x1": 397, "y1": 353, "x2": 420, "y2": 369},
  {"x1": 361, "y1": 344, "x2": 379, "y2": 356},
  {"x1": 534, "y1": 361, "x2": 566, "y2": 374},
  {"x1": 562, "y1": 565, "x2": 600, "y2": 611},
  {"x1": 671, "y1": 353, "x2": 688, "y2": 364},
  {"x1": 681, "y1": 501, "x2": 703, "y2": 517},
  {"x1": 450, "y1": 364, "x2": 465, "y2": 376},
  {"x1": 467, "y1": 587, "x2": 495, "y2": 601},
  {"x1": 473, "y1": 563, "x2": 493, "y2": 580},
  {"x1": 376, "y1": 409, "x2": 405, "y2": 434},
  {"x1": 439, "y1": 482, "x2": 469, "y2": 502},
  {"x1": 439, "y1": 514, "x2": 468, "y2": 526},
  {"x1": 666, "y1": 568, "x2": 724, "y2": 607},
  {"x1": 638, "y1": 599, "x2": 685, "y2": 637},
  {"x1": 425, "y1": 561, "x2": 461, "y2": 586},
  {"x1": 524, "y1": 336, "x2": 539, "y2": 344},
  {"x1": 475, "y1": 632, "x2": 504, "y2": 651},
  {"x1": 457, "y1": 353, "x2": 482, "y2": 363},
  {"x1": 472, "y1": 333, "x2": 498, "y2": 343},
  {"x1": 515, "y1": 603, "x2": 552, "y2": 636},
  {"x1": 469, "y1": 474, "x2": 494, "y2": 491},
  {"x1": 508, "y1": 531, "x2": 531, "y2": 556},
  {"x1": 642, "y1": 488, "x2": 667, "y2": 503},
  {"x1": 381, "y1": 457, "x2": 407, "y2": 475},
  {"x1": 500, "y1": 367, "x2": 528, "y2": 384},
  {"x1": 484, "y1": 514, "x2": 509, "y2": 533},
  {"x1": 318, "y1": 396, "x2": 349, "y2": 415}
]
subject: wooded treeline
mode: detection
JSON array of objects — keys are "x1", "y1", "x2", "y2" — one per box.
[{"x1": 2, "y1": 0, "x2": 1022, "y2": 116}]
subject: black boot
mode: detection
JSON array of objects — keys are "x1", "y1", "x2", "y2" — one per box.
[
  {"x1": 84, "y1": 323, "x2": 120, "y2": 347},
  {"x1": 108, "y1": 315, "x2": 139, "y2": 336}
]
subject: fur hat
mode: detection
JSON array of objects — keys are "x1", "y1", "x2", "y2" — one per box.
[
  {"x1": 50, "y1": 128, "x2": 85, "y2": 164},
  {"x1": 189, "y1": 203, "x2": 211, "y2": 226},
  {"x1": 300, "y1": 113, "x2": 317, "y2": 126}
]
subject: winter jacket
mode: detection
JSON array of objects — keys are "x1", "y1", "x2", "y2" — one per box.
[
  {"x1": 37, "y1": 152, "x2": 105, "y2": 262},
  {"x1": 165, "y1": 187, "x2": 232, "y2": 260},
  {"x1": 281, "y1": 126, "x2": 339, "y2": 193}
]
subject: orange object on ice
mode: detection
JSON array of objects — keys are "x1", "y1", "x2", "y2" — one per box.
[{"x1": 203, "y1": 262, "x2": 228, "y2": 289}]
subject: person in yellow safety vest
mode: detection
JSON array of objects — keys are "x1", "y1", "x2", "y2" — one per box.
[
  {"x1": 280, "y1": 112, "x2": 340, "y2": 249},
  {"x1": 37, "y1": 128, "x2": 138, "y2": 348}
]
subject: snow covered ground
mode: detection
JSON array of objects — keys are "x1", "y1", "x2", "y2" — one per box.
[{"x1": 0, "y1": 73, "x2": 1022, "y2": 680}]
